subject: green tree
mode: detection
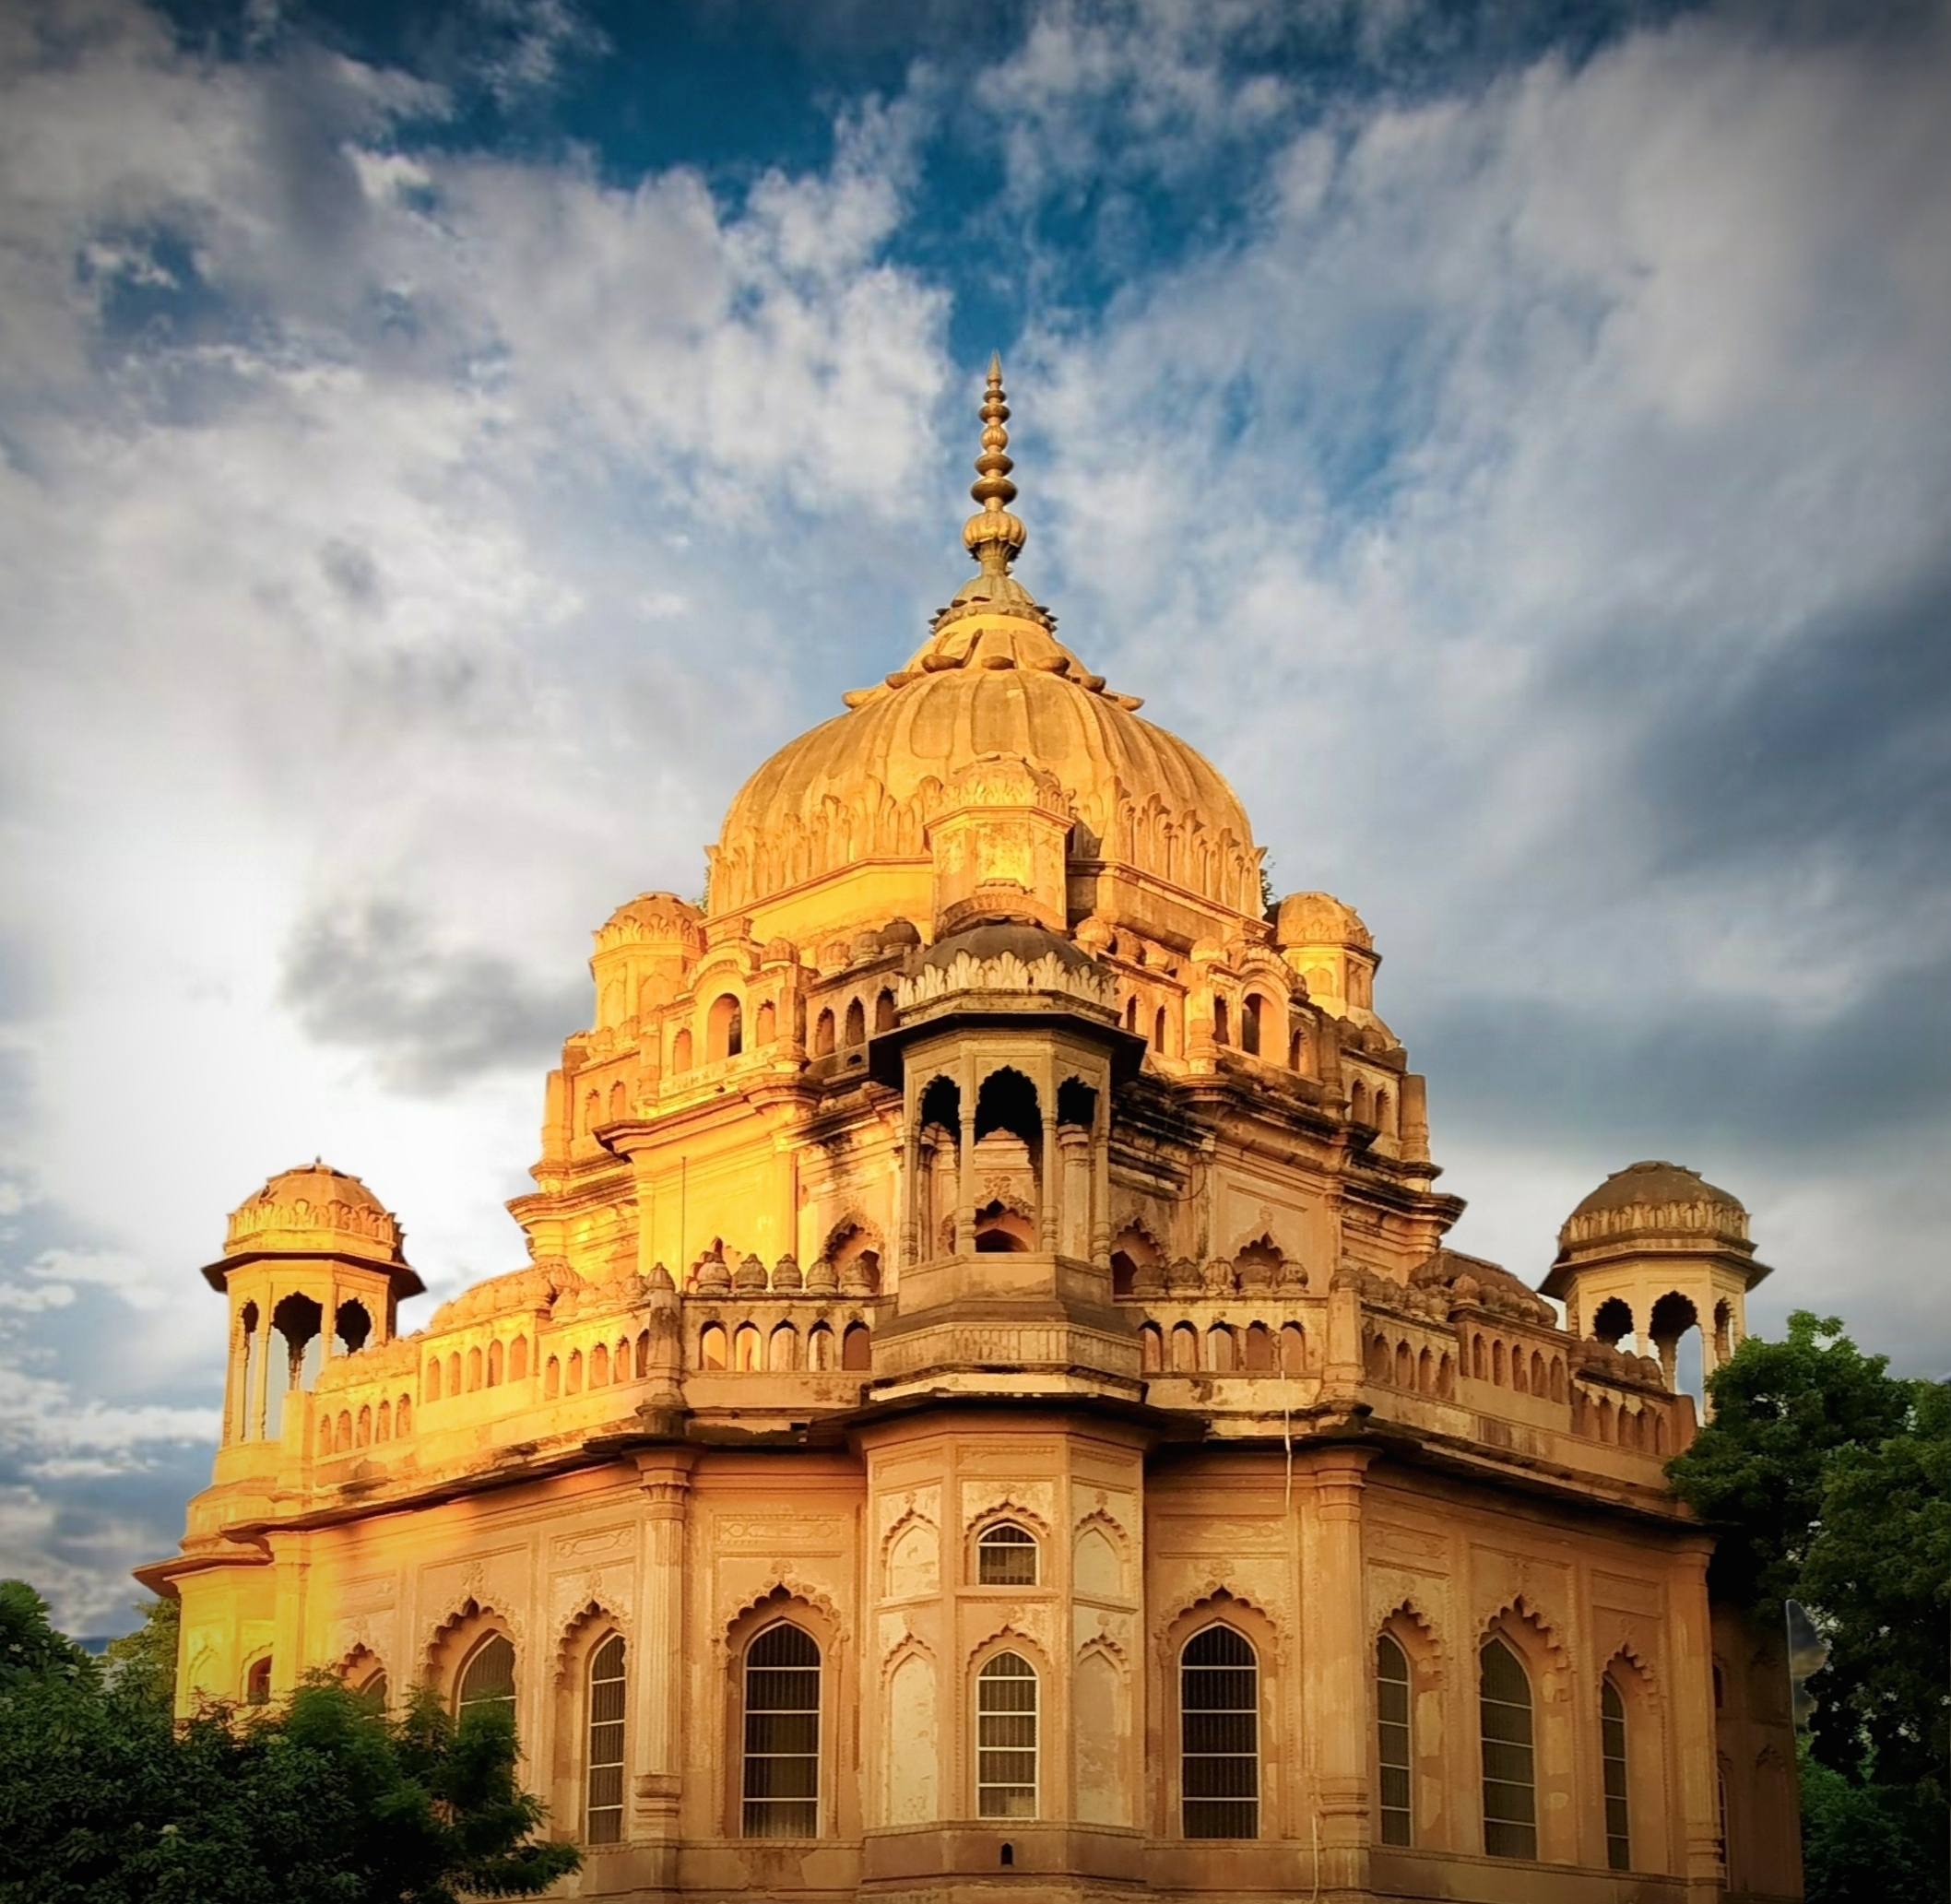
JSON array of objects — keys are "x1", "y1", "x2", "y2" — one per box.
[
  {"x1": 1666, "y1": 1314, "x2": 1948, "y2": 1903},
  {"x1": 101, "y1": 1595, "x2": 178, "y2": 1712},
  {"x1": 0, "y1": 1581, "x2": 579, "y2": 1904},
  {"x1": 1666, "y1": 1310, "x2": 1912, "y2": 1622}
]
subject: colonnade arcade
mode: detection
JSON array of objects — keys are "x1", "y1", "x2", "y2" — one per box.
[{"x1": 897, "y1": 1027, "x2": 1114, "y2": 1267}]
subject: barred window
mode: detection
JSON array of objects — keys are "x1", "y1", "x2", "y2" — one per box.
[
  {"x1": 1602, "y1": 1679, "x2": 1630, "y2": 1871},
  {"x1": 976, "y1": 1652, "x2": 1038, "y2": 1817},
  {"x1": 1180, "y1": 1626, "x2": 1259, "y2": 1839},
  {"x1": 1479, "y1": 1638, "x2": 1536, "y2": 1859},
  {"x1": 1376, "y1": 1634, "x2": 1412, "y2": 1846},
  {"x1": 457, "y1": 1634, "x2": 515, "y2": 1724},
  {"x1": 742, "y1": 1624, "x2": 820, "y2": 1839},
  {"x1": 586, "y1": 1635, "x2": 626, "y2": 1845},
  {"x1": 977, "y1": 1522, "x2": 1037, "y2": 1586}
]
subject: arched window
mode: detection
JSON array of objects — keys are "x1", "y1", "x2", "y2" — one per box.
[
  {"x1": 1240, "y1": 993, "x2": 1262, "y2": 1055},
  {"x1": 875, "y1": 988, "x2": 896, "y2": 1033},
  {"x1": 842, "y1": 1322, "x2": 871, "y2": 1370},
  {"x1": 1153, "y1": 1004, "x2": 1168, "y2": 1054},
  {"x1": 510, "y1": 1335, "x2": 528, "y2": 1381},
  {"x1": 586, "y1": 1634, "x2": 626, "y2": 1845},
  {"x1": 672, "y1": 1027, "x2": 693, "y2": 1072},
  {"x1": 1479, "y1": 1638, "x2": 1536, "y2": 1859},
  {"x1": 1377, "y1": 1634, "x2": 1412, "y2": 1845},
  {"x1": 467, "y1": 1345, "x2": 483, "y2": 1390},
  {"x1": 1602, "y1": 1679, "x2": 1630, "y2": 1871},
  {"x1": 698, "y1": 1324, "x2": 727, "y2": 1369},
  {"x1": 396, "y1": 1396, "x2": 411, "y2": 1434},
  {"x1": 844, "y1": 998, "x2": 866, "y2": 1047},
  {"x1": 358, "y1": 1669, "x2": 387, "y2": 1709},
  {"x1": 1212, "y1": 996, "x2": 1230, "y2": 1045},
  {"x1": 976, "y1": 1653, "x2": 1038, "y2": 1817},
  {"x1": 590, "y1": 1342, "x2": 609, "y2": 1386},
  {"x1": 1180, "y1": 1626, "x2": 1258, "y2": 1838},
  {"x1": 756, "y1": 999, "x2": 776, "y2": 1043},
  {"x1": 813, "y1": 1009, "x2": 835, "y2": 1057},
  {"x1": 425, "y1": 1355, "x2": 442, "y2": 1401},
  {"x1": 734, "y1": 1323, "x2": 762, "y2": 1371},
  {"x1": 457, "y1": 1634, "x2": 516, "y2": 1725},
  {"x1": 742, "y1": 1624, "x2": 820, "y2": 1839},
  {"x1": 487, "y1": 1339, "x2": 503, "y2": 1386},
  {"x1": 244, "y1": 1656, "x2": 272, "y2": 1705},
  {"x1": 707, "y1": 992, "x2": 743, "y2": 1060},
  {"x1": 977, "y1": 1522, "x2": 1037, "y2": 1586}
]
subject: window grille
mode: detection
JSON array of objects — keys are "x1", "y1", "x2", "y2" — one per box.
[
  {"x1": 1602, "y1": 1679, "x2": 1630, "y2": 1871},
  {"x1": 586, "y1": 1635, "x2": 626, "y2": 1845},
  {"x1": 1180, "y1": 1626, "x2": 1259, "y2": 1839},
  {"x1": 1479, "y1": 1638, "x2": 1536, "y2": 1859},
  {"x1": 1376, "y1": 1634, "x2": 1412, "y2": 1845},
  {"x1": 456, "y1": 1634, "x2": 515, "y2": 1724},
  {"x1": 977, "y1": 1522, "x2": 1037, "y2": 1586},
  {"x1": 976, "y1": 1652, "x2": 1038, "y2": 1817},
  {"x1": 742, "y1": 1625, "x2": 820, "y2": 1838}
]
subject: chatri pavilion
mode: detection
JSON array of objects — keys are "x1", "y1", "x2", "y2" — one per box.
[{"x1": 141, "y1": 362, "x2": 1800, "y2": 1904}]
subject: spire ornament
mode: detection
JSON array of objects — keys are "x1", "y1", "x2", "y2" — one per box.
[{"x1": 963, "y1": 354, "x2": 1028, "y2": 576}]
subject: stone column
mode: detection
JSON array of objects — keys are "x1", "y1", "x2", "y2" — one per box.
[
  {"x1": 633, "y1": 1448, "x2": 698, "y2": 1846},
  {"x1": 249, "y1": 1290, "x2": 274, "y2": 1440},
  {"x1": 956, "y1": 1070, "x2": 977, "y2": 1256},
  {"x1": 1057, "y1": 1128, "x2": 1091, "y2": 1259},
  {"x1": 1090, "y1": 1077, "x2": 1111, "y2": 1266},
  {"x1": 1671, "y1": 1540, "x2": 1729, "y2": 1899},
  {"x1": 1298, "y1": 1444, "x2": 1376, "y2": 1898},
  {"x1": 900, "y1": 1094, "x2": 922, "y2": 1270}
]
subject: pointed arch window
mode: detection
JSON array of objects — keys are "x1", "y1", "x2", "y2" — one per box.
[
  {"x1": 976, "y1": 1652, "x2": 1038, "y2": 1817},
  {"x1": 585, "y1": 1634, "x2": 627, "y2": 1844},
  {"x1": 1180, "y1": 1626, "x2": 1259, "y2": 1838},
  {"x1": 1602, "y1": 1678, "x2": 1630, "y2": 1870},
  {"x1": 977, "y1": 1521, "x2": 1037, "y2": 1586},
  {"x1": 743, "y1": 1624, "x2": 820, "y2": 1839},
  {"x1": 1479, "y1": 1638, "x2": 1536, "y2": 1859},
  {"x1": 1377, "y1": 1633, "x2": 1412, "y2": 1845},
  {"x1": 457, "y1": 1633, "x2": 516, "y2": 1725}
]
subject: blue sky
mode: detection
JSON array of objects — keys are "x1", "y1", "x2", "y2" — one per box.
[{"x1": 2, "y1": 0, "x2": 1947, "y2": 1632}]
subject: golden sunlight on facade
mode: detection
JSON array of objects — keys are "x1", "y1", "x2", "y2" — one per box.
[{"x1": 141, "y1": 362, "x2": 1801, "y2": 1903}]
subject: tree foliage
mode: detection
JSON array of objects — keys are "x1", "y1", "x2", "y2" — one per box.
[
  {"x1": 0, "y1": 1581, "x2": 579, "y2": 1904},
  {"x1": 1666, "y1": 1312, "x2": 1948, "y2": 1902}
]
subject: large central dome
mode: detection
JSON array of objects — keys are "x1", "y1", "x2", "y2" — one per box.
[{"x1": 710, "y1": 362, "x2": 1261, "y2": 927}]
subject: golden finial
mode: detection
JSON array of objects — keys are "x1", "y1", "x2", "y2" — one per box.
[{"x1": 963, "y1": 353, "x2": 1028, "y2": 575}]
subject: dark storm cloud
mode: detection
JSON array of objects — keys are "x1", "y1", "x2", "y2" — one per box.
[
  {"x1": 280, "y1": 900, "x2": 584, "y2": 1094},
  {"x1": 1418, "y1": 940, "x2": 1951, "y2": 1155},
  {"x1": 1626, "y1": 565, "x2": 1951, "y2": 885}
]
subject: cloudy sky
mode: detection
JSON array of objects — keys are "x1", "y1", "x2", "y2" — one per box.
[{"x1": 2, "y1": 0, "x2": 1946, "y2": 1633}]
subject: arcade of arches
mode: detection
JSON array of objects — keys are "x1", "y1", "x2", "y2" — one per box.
[{"x1": 141, "y1": 367, "x2": 1797, "y2": 1904}]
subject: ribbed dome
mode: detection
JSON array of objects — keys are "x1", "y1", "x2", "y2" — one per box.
[
  {"x1": 223, "y1": 1163, "x2": 405, "y2": 1267},
  {"x1": 1558, "y1": 1160, "x2": 1748, "y2": 1252},
  {"x1": 710, "y1": 610, "x2": 1261, "y2": 919}
]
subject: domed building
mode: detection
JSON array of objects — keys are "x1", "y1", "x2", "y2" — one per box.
[{"x1": 141, "y1": 365, "x2": 1799, "y2": 1903}]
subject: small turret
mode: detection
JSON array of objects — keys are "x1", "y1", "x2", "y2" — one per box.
[
  {"x1": 205, "y1": 1163, "x2": 421, "y2": 1448},
  {"x1": 1543, "y1": 1160, "x2": 1769, "y2": 1396}
]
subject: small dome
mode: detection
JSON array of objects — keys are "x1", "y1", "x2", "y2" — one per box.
[
  {"x1": 222, "y1": 1163, "x2": 406, "y2": 1268},
  {"x1": 595, "y1": 892, "x2": 705, "y2": 952},
  {"x1": 1558, "y1": 1160, "x2": 1749, "y2": 1253},
  {"x1": 919, "y1": 917, "x2": 1096, "y2": 975}
]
